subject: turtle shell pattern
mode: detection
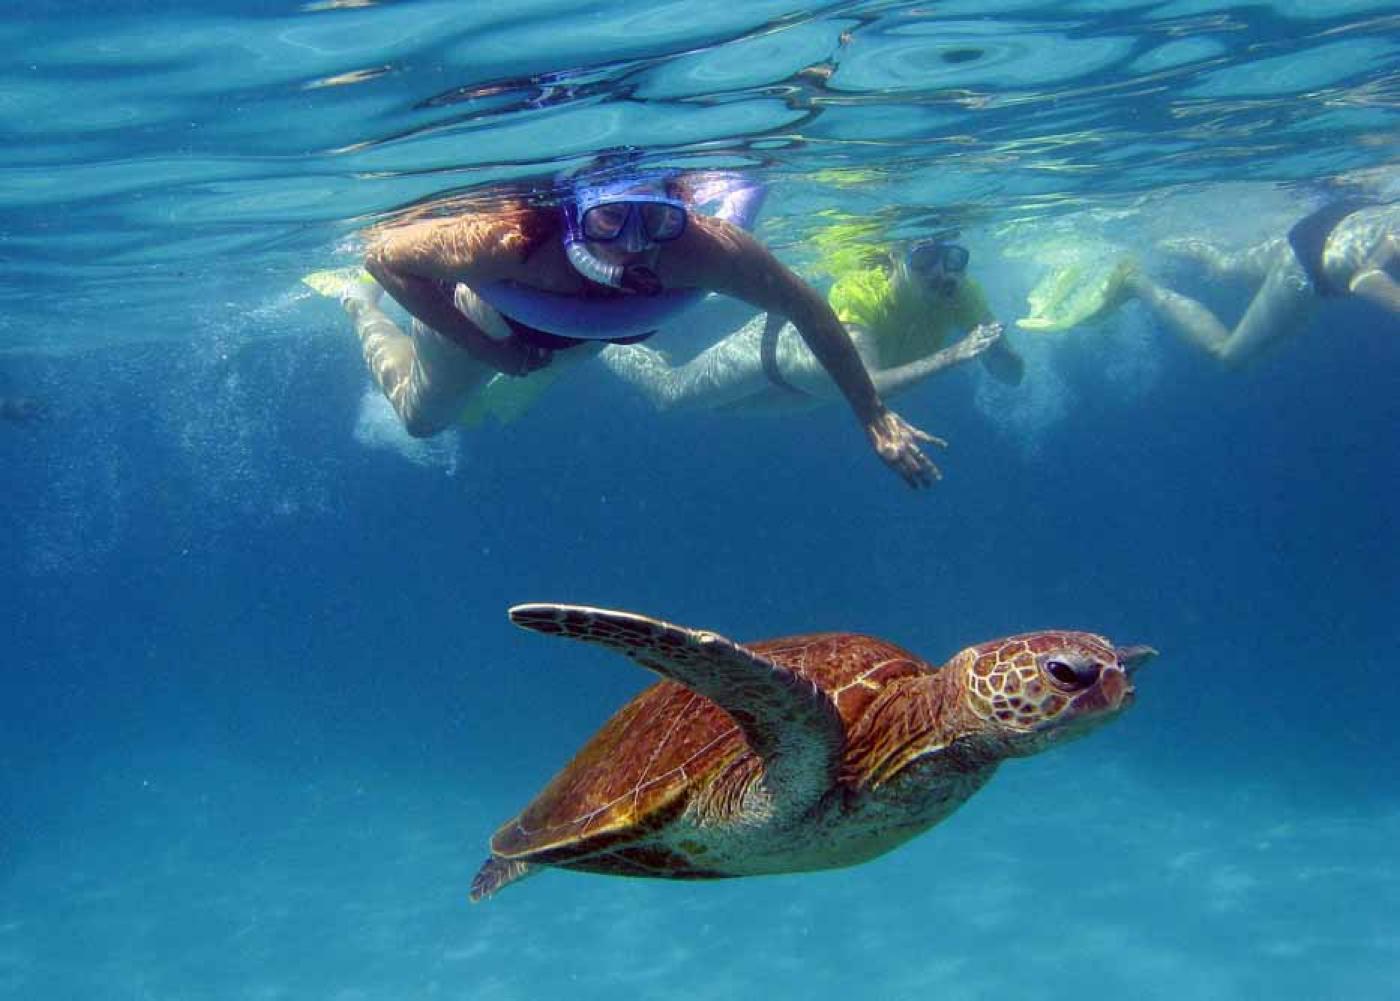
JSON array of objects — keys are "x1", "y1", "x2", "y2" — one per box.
[{"x1": 491, "y1": 631, "x2": 929, "y2": 875}]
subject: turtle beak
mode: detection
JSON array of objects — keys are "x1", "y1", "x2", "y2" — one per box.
[{"x1": 1116, "y1": 644, "x2": 1158, "y2": 677}]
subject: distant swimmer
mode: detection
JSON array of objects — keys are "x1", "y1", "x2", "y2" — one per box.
[
  {"x1": 0, "y1": 396, "x2": 43, "y2": 423},
  {"x1": 329, "y1": 164, "x2": 945, "y2": 487},
  {"x1": 1125, "y1": 200, "x2": 1400, "y2": 366},
  {"x1": 599, "y1": 238, "x2": 1020, "y2": 413}
]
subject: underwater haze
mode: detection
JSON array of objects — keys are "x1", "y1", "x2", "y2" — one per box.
[{"x1": 3, "y1": 2, "x2": 1399, "y2": 999}]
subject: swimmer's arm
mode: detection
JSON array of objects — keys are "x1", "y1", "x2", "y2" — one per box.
[
  {"x1": 364, "y1": 217, "x2": 538, "y2": 373},
  {"x1": 677, "y1": 224, "x2": 883, "y2": 420},
  {"x1": 366, "y1": 215, "x2": 526, "y2": 285},
  {"x1": 673, "y1": 222, "x2": 943, "y2": 486},
  {"x1": 872, "y1": 323, "x2": 1005, "y2": 398}
]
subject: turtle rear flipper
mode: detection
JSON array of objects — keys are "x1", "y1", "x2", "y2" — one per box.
[{"x1": 509, "y1": 603, "x2": 844, "y2": 815}]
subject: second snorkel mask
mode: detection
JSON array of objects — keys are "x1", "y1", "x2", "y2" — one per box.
[
  {"x1": 562, "y1": 175, "x2": 688, "y2": 291},
  {"x1": 906, "y1": 239, "x2": 970, "y2": 297}
]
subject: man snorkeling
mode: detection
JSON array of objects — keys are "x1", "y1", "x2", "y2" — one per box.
[
  {"x1": 598, "y1": 237, "x2": 1023, "y2": 412},
  {"x1": 349, "y1": 167, "x2": 943, "y2": 487}
]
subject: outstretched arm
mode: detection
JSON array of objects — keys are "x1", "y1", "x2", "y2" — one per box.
[
  {"x1": 872, "y1": 322, "x2": 1004, "y2": 398},
  {"x1": 671, "y1": 222, "x2": 943, "y2": 487}
]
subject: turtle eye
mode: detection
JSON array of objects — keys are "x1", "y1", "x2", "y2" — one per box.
[{"x1": 1045, "y1": 658, "x2": 1100, "y2": 690}]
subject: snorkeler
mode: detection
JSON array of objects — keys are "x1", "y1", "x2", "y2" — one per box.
[
  {"x1": 353, "y1": 167, "x2": 943, "y2": 487},
  {"x1": 598, "y1": 238, "x2": 1022, "y2": 412},
  {"x1": 1125, "y1": 200, "x2": 1400, "y2": 366}
]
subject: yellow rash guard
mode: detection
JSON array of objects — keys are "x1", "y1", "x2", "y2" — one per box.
[{"x1": 827, "y1": 265, "x2": 993, "y2": 369}]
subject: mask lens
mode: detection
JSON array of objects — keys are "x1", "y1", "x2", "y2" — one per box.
[
  {"x1": 909, "y1": 242, "x2": 943, "y2": 276},
  {"x1": 943, "y1": 244, "x2": 970, "y2": 274},
  {"x1": 582, "y1": 202, "x2": 631, "y2": 241},
  {"x1": 641, "y1": 202, "x2": 687, "y2": 241}
]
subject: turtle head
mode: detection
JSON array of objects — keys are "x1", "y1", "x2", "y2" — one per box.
[{"x1": 951, "y1": 631, "x2": 1156, "y2": 757}]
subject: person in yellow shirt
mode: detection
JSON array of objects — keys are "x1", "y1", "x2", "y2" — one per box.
[{"x1": 599, "y1": 238, "x2": 1022, "y2": 412}]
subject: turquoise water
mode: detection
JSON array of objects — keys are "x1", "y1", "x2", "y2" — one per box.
[{"x1": 3, "y1": 2, "x2": 1398, "y2": 998}]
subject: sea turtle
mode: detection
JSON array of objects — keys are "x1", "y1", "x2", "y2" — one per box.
[{"x1": 470, "y1": 603, "x2": 1156, "y2": 901}]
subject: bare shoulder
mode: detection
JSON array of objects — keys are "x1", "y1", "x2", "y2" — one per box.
[
  {"x1": 659, "y1": 217, "x2": 790, "y2": 299},
  {"x1": 366, "y1": 207, "x2": 550, "y2": 282}
]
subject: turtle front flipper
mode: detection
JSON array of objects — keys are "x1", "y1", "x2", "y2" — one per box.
[
  {"x1": 509, "y1": 603, "x2": 844, "y2": 815},
  {"x1": 469, "y1": 856, "x2": 536, "y2": 903}
]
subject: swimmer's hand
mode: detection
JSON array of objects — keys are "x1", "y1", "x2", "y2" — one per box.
[
  {"x1": 957, "y1": 321, "x2": 1003, "y2": 361},
  {"x1": 491, "y1": 335, "x2": 554, "y2": 377},
  {"x1": 619, "y1": 265, "x2": 663, "y2": 296},
  {"x1": 866, "y1": 408, "x2": 945, "y2": 488}
]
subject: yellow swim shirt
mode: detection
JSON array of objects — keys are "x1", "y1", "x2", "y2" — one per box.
[{"x1": 827, "y1": 265, "x2": 993, "y2": 370}]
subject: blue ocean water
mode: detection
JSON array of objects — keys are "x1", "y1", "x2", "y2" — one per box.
[{"x1": 3, "y1": 1, "x2": 1399, "y2": 998}]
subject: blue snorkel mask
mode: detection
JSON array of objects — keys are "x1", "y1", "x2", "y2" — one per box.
[{"x1": 562, "y1": 174, "x2": 688, "y2": 291}]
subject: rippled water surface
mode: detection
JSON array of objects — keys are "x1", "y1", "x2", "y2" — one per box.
[
  {"x1": 2, "y1": 2, "x2": 1398, "y2": 1000},
  {"x1": 7, "y1": 0, "x2": 1398, "y2": 346}
]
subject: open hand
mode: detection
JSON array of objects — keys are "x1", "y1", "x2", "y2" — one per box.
[
  {"x1": 865, "y1": 409, "x2": 946, "y2": 488},
  {"x1": 954, "y1": 321, "x2": 1004, "y2": 362}
]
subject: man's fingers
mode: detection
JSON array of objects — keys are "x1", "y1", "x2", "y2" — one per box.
[
  {"x1": 873, "y1": 413, "x2": 944, "y2": 488},
  {"x1": 908, "y1": 428, "x2": 948, "y2": 448},
  {"x1": 907, "y1": 449, "x2": 940, "y2": 485},
  {"x1": 890, "y1": 444, "x2": 940, "y2": 488},
  {"x1": 888, "y1": 413, "x2": 946, "y2": 450}
]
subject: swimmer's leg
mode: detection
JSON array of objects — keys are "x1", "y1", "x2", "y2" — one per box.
[
  {"x1": 599, "y1": 314, "x2": 772, "y2": 411},
  {"x1": 1159, "y1": 236, "x2": 1286, "y2": 283},
  {"x1": 1130, "y1": 244, "x2": 1316, "y2": 366},
  {"x1": 347, "y1": 286, "x2": 493, "y2": 437}
]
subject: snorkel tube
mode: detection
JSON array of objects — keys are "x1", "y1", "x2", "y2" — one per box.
[
  {"x1": 563, "y1": 199, "x2": 626, "y2": 288},
  {"x1": 564, "y1": 240, "x2": 625, "y2": 288}
]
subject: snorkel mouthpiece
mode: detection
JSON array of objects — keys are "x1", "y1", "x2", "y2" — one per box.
[{"x1": 565, "y1": 237, "x2": 625, "y2": 288}]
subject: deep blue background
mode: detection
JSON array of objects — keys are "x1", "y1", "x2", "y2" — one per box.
[
  {"x1": 4, "y1": 290, "x2": 1397, "y2": 834},
  {"x1": 2, "y1": 277, "x2": 1398, "y2": 1001},
  {"x1": 4, "y1": 0, "x2": 1399, "y2": 994}
]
